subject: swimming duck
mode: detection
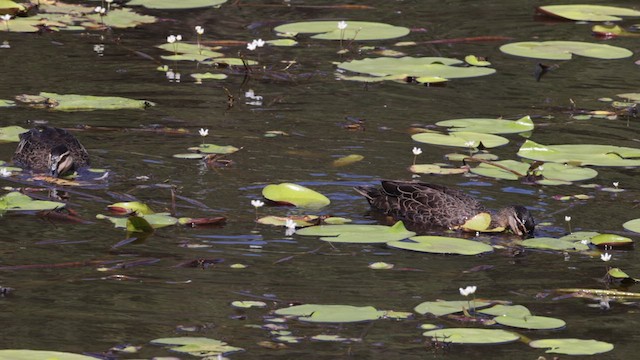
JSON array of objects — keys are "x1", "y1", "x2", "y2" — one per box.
[
  {"x1": 354, "y1": 180, "x2": 535, "y2": 237},
  {"x1": 13, "y1": 126, "x2": 90, "y2": 177}
]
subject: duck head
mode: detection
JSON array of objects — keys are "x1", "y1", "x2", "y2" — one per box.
[
  {"x1": 498, "y1": 205, "x2": 535, "y2": 237},
  {"x1": 48, "y1": 144, "x2": 74, "y2": 177}
]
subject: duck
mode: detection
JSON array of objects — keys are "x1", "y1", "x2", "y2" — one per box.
[
  {"x1": 354, "y1": 180, "x2": 535, "y2": 237},
  {"x1": 12, "y1": 126, "x2": 90, "y2": 177}
]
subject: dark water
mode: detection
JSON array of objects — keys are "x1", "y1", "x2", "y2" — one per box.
[{"x1": 1, "y1": 0, "x2": 640, "y2": 358}]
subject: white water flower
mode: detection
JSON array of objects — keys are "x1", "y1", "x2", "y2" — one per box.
[
  {"x1": 285, "y1": 218, "x2": 296, "y2": 229},
  {"x1": 459, "y1": 285, "x2": 477, "y2": 297},
  {"x1": 94, "y1": 6, "x2": 105, "y2": 14},
  {"x1": 1, "y1": 14, "x2": 12, "y2": 21},
  {"x1": 0, "y1": 168, "x2": 11, "y2": 177},
  {"x1": 412, "y1": 147, "x2": 422, "y2": 156},
  {"x1": 105, "y1": 0, "x2": 114, "y2": 3},
  {"x1": 255, "y1": 38, "x2": 265, "y2": 47},
  {"x1": 199, "y1": 128, "x2": 209, "y2": 137},
  {"x1": 251, "y1": 199, "x2": 264, "y2": 208},
  {"x1": 465, "y1": 140, "x2": 475, "y2": 148},
  {"x1": 613, "y1": 181, "x2": 619, "y2": 188},
  {"x1": 195, "y1": 26, "x2": 204, "y2": 35},
  {"x1": 246, "y1": 41, "x2": 257, "y2": 51},
  {"x1": 176, "y1": 34, "x2": 182, "y2": 41},
  {"x1": 167, "y1": 35, "x2": 176, "y2": 43},
  {"x1": 565, "y1": 216, "x2": 571, "y2": 222},
  {"x1": 337, "y1": 20, "x2": 348, "y2": 30},
  {"x1": 600, "y1": 253, "x2": 612, "y2": 262}
]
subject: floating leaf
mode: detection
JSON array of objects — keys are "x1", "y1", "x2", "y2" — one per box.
[
  {"x1": 608, "y1": 267, "x2": 631, "y2": 279},
  {"x1": 464, "y1": 55, "x2": 491, "y2": 66},
  {"x1": 518, "y1": 140, "x2": 640, "y2": 167},
  {"x1": 275, "y1": 304, "x2": 385, "y2": 323},
  {"x1": 415, "y1": 300, "x2": 492, "y2": 316},
  {"x1": 191, "y1": 72, "x2": 228, "y2": 81},
  {"x1": 529, "y1": 338, "x2": 614, "y2": 355},
  {"x1": 368, "y1": 262, "x2": 394, "y2": 270},
  {"x1": 409, "y1": 164, "x2": 468, "y2": 175},
  {"x1": 0, "y1": 350, "x2": 96, "y2": 360},
  {"x1": 623, "y1": 219, "x2": 640, "y2": 234},
  {"x1": 97, "y1": 213, "x2": 178, "y2": 229},
  {"x1": 296, "y1": 221, "x2": 415, "y2": 243},
  {"x1": 262, "y1": 183, "x2": 330, "y2": 209},
  {"x1": 231, "y1": 301, "x2": 267, "y2": 308},
  {"x1": 274, "y1": 21, "x2": 410, "y2": 41},
  {"x1": 150, "y1": 337, "x2": 243, "y2": 357},
  {"x1": 423, "y1": 328, "x2": 520, "y2": 344},
  {"x1": 337, "y1": 56, "x2": 495, "y2": 82},
  {"x1": 388, "y1": 236, "x2": 494, "y2": 255},
  {"x1": 189, "y1": 143, "x2": 239, "y2": 154},
  {"x1": 0, "y1": 191, "x2": 65, "y2": 211},
  {"x1": 521, "y1": 237, "x2": 589, "y2": 251},
  {"x1": 590, "y1": 234, "x2": 633, "y2": 247},
  {"x1": 256, "y1": 215, "x2": 317, "y2": 227},
  {"x1": 85, "y1": 8, "x2": 157, "y2": 28},
  {"x1": 16, "y1": 92, "x2": 154, "y2": 111},
  {"x1": 500, "y1": 41, "x2": 633, "y2": 60},
  {"x1": 412, "y1": 131, "x2": 509, "y2": 148},
  {"x1": 0, "y1": 0, "x2": 25, "y2": 12},
  {"x1": 479, "y1": 304, "x2": 531, "y2": 318},
  {"x1": 538, "y1": 5, "x2": 640, "y2": 22},
  {"x1": 0, "y1": 125, "x2": 28, "y2": 142},
  {"x1": 471, "y1": 161, "x2": 598, "y2": 183},
  {"x1": 126, "y1": 215, "x2": 154, "y2": 233},
  {"x1": 495, "y1": 315, "x2": 566, "y2": 330},
  {"x1": 559, "y1": 231, "x2": 600, "y2": 242},
  {"x1": 332, "y1": 154, "x2": 364, "y2": 167},
  {"x1": 127, "y1": 0, "x2": 228, "y2": 9},
  {"x1": 0, "y1": 99, "x2": 15, "y2": 107},
  {"x1": 107, "y1": 201, "x2": 154, "y2": 215},
  {"x1": 436, "y1": 116, "x2": 534, "y2": 134},
  {"x1": 311, "y1": 335, "x2": 352, "y2": 342}
]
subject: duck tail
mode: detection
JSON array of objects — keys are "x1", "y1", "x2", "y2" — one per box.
[{"x1": 353, "y1": 185, "x2": 380, "y2": 203}]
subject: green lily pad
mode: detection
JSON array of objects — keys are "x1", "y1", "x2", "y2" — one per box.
[
  {"x1": 0, "y1": 191, "x2": 65, "y2": 211},
  {"x1": 274, "y1": 21, "x2": 410, "y2": 41},
  {"x1": 500, "y1": 41, "x2": 633, "y2": 60},
  {"x1": 296, "y1": 221, "x2": 415, "y2": 243},
  {"x1": 479, "y1": 304, "x2": 531, "y2": 318},
  {"x1": 256, "y1": 215, "x2": 317, "y2": 227},
  {"x1": 388, "y1": 236, "x2": 494, "y2": 255},
  {"x1": 559, "y1": 231, "x2": 600, "y2": 242},
  {"x1": 16, "y1": 92, "x2": 154, "y2": 111},
  {"x1": 262, "y1": 183, "x2": 330, "y2": 209},
  {"x1": 107, "y1": 201, "x2": 154, "y2": 215},
  {"x1": 415, "y1": 300, "x2": 492, "y2": 316},
  {"x1": 127, "y1": 0, "x2": 228, "y2": 9},
  {"x1": 0, "y1": 126, "x2": 28, "y2": 142},
  {"x1": 409, "y1": 164, "x2": 468, "y2": 175},
  {"x1": 464, "y1": 55, "x2": 491, "y2": 67},
  {"x1": 189, "y1": 143, "x2": 239, "y2": 154},
  {"x1": 608, "y1": 267, "x2": 631, "y2": 279},
  {"x1": 337, "y1": 56, "x2": 496, "y2": 82},
  {"x1": 423, "y1": 328, "x2": 520, "y2": 344},
  {"x1": 521, "y1": 237, "x2": 590, "y2": 251},
  {"x1": 0, "y1": 0, "x2": 25, "y2": 11},
  {"x1": 0, "y1": 350, "x2": 96, "y2": 360},
  {"x1": 126, "y1": 215, "x2": 154, "y2": 233},
  {"x1": 96, "y1": 213, "x2": 178, "y2": 229},
  {"x1": 445, "y1": 153, "x2": 499, "y2": 161},
  {"x1": 622, "y1": 219, "x2": 640, "y2": 234},
  {"x1": 156, "y1": 42, "x2": 224, "y2": 58},
  {"x1": 191, "y1": 72, "x2": 228, "y2": 80},
  {"x1": 495, "y1": 315, "x2": 566, "y2": 330},
  {"x1": 173, "y1": 153, "x2": 205, "y2": 159},
  {"x1": 436, "y1": 116, "x2": 534, "y2": 134},
  {"x1": 85, "y1": 8, "x2": 157, "y2": 28},
  {"x1": 266, "y1": 38, "x2": 298, "y2": 46},
  {"x1": 150, "y1": 337, "x2": 243, "y2": 357},
  {"x1": 529, "y1": 338, "x2": 614, "y2": 355},
  {"x1": 590, "y1": 234, "x2": 633, "y2": 247},
  {"x1": 470, "y1": 160, "x2": 529, "y2": 180},
  {"x1": 518, "y1": 140, "x2": 640, "y2": 167},
  {"x1": 412, "y1": 131, "x2": 509, "y2": 148},
  {"x1": 0, "y1": 99, "x2": 15, "y2": 107},
  {"x1": 538, "y1": 5, "x2": 640, "y2": 22},
  {"x1": 618, "y1": 93, "x2": 640, "y2": 102},
  {"x1": 275, "y1": 304, "x2": 385, "y2": 323},
  {"x1": 201, "y1": 58, "x2": 258, "y2": 66},
  {"x1": 471, "y1": 160, "x2": 598, "y2": 182},
  {"x1": 311, "y1": 334, "x2": 352, "y2": 342},
  {"x1": 231, "y1": 300, "x2": 267, "y2": 308}
]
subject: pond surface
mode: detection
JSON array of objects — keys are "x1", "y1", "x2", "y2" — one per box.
[{"x1": 1, "y1": 0, "x2": 640, "y2": 359}]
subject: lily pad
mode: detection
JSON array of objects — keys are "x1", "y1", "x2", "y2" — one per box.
[
  {"x1": 296, "y1": 221, "x2": 415, "y2": 243},
  {"x1": 623, "y1": 219, "x2": 640, "y2": 234},
  {"x1": 464, "y1": 55, "x2": 491, "y2": 67},
  {"x1": 0, "y1": 126, "x2": 28, "y2": 142},
  {"x1": 0, "y1": 350, "x2": 96, "y2": 360},
  {"x1": 500, "y1": 41, "x2": 633, "y2": 60},
  {"x1": 0, "y1": 191, "x2": 65, "y2": 211},
  {"x1": 423, "y1": 328, "x2": 520, "y2": 344},
  {"x1": 85, "y1": 8, "x2": 157, "y2": 28},
  {"x1": 127, "y1": 0, "x2": 228, "y2": 9},
  {"x1": 415, "y1": 300, "x2": 492, "y2": 316},
  {"x1": 529, "y1": 338, "x2": 614, "y2": 355},
  {"x1": 16, "y1": 92, "x2": 154, "y2": 111},
  {"x1": 156, "y1": 42, "x2": 224, "y2": 59},
  {"x1": 436, "y1": 116, "x2": 534, "y2": 134},
  {"x1": 332, "y1": 154, "x2": 364, "y2": 167},
  {"x1": 189, "y1": 143, "x2": 239, "y2": 154},
  {"x1": 409, "y1": 164, "x2": 468, "y2": 175},
  {"x1": 107, "y1": 201, "x2": 154, "y2": 215},
  {"x1": 150, "y1": 337, "x2": 243, "y2": 357},
  {"x1": 274, "y1": 21, "x2": 410, "y2": 41},
  {"x1": 191, "y1": 72, "x2": 228, "y2": 81},
  {"x1": 96, "y1": 213, "x2": 178, "y2": 229},
  {"x1": 388, "y1": 236, "x2": 494, "y2": 255},
  {"x1": 538, "y1": 5, "x2": 640, "y2": 22},
  {"x1": 479, "y1": 304, "x2": 531, "y2": 318},
  {"x1": 231, "y1": 301, "x2": 267, "y2": 308},
  {"x1": 495, "y1": 315, "x2": 566, "y2": 330},
  {"x1": 262, "y1": 183, "x2": 330, "y2": 209},
  {"x1": 412, "y1": 131, "x2": 509, "y2": 148},
  {"x1": 275, "y1": 304, "x2": 385, "y2": 323},
  {"x1": 518, "y1": 140, "x2": 640, "y2": 167},
  {"x1": 471, "y1": 160, "x2": 598, "y2": 182},
  {"x1": 338, "y1": 56, "x2": 496, "y2": 82},
  {"x1": 590, "y1": 234, "x2": 633, "y2": 247},
  {"x1": 521, "y1": 237, "x2": 590, "y2": 251},
  {"x1": 0, "y1": 99, "x2": 15, "y2": 107}
]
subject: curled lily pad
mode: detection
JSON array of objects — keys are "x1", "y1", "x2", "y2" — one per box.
[
  {"x1": 296, "y1": 221, "x2": 415, "y2": 243},
  {"x1": 415, "y1": 300, "x2": 492, "y2": 316},
  {"x1": 0, "y1": 350, "x2": 96, "y2": 359},
  {"x1": 262, "y1": 183, "x2": 330, "y2": 209},
  {"x1": 518, "y1": 140, "x2": 640, "y2": 167},
  {"x1": 338, "y1": 56, "x2": 495, "y2": 82},
  {"x1": 107, "y1": 201, "x2": 154, "y2": 215},
  {"x1": 464, "y1": 55, "x2": 491, "y2": 66},
  {"x1": 495, "y1": 315, "x2": 566, "y2": 330},
  {"x1": 0, "y1": 126, "x2": 28, "y2": 142},
  {"x1": 150, "y1": 337, "x2": 243, "y2": 357},
  {"x1": 274, "y1": 21, "x2": 410, "y2": 41},
  {"x1": 500, "y1": 41, "x2": 633, "y2": 60},
  {"x1": 127, "y1": 0, "x2": 227, "y2": 9},
  {"x1": 529, "y1": 338, "x2": 614, "y2": 355},
  {"x1": 388, "y1": 236, "x2": 494, "y2": 255},
  {"x1": 275, "y1": 304, "x2": 385, "y2": 323},
  {"x1": 436, "y1": 116, "x2": 534, "y2": 134},
  {"x1": 538, "y1": 5, "x2": 640, "y2": 22},
  {"x1": 423, "y1": 328, "x2": 520, "y2": 344},
  {"x1": 412, "y1": 131, "x2": 509, "y2": 148},
  {"x1": 0, "y1": 191, "x2": 65, "y2": 211}
]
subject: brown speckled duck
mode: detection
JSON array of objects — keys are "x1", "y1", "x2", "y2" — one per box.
[
  {"x1": 13, "y1": 126, "x2": 90, "y2": 177},
  {"x1": 354, "y1": 180, "x2": 535, "y2": 237}
]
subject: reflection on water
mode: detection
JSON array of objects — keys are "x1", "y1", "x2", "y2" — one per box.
[{"x1": 1, "y1": 0, "x2": 639, "y2": 358}]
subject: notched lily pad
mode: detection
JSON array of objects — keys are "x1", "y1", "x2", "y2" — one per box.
[
  {"x1": 622, "y1": 219, "x2": 640, "y2": 234},
  {"x1": 436, "y1": 116, "x2": 534, "y2": 134},
  {"x1": 521, "y1": 237, "x2": 590, "y2": 251},
  {"x1": 590, "y1": 234, "x2": 633, "y2": 247},
  {"x1": 500, "y1": 41, "x2": 633, "y2": 60},
  {"x1": 415, "y1": 300, "x2": 492, "y2": 316},
  {"x1": 518, "y1": 140, "x2": 640, "y2": 167},
  {"x1": 529, "y1": 338, "x2": 613, "y2": 355},
  {"x1": 296, "y1": 221, "x2": 415, "y2": 243},
  {"x1": 388, "y1": 236, "x2": 494, "y2": 255},
  {"x1": 412, "y1": 131, "x2": 509, "y2": 149},
  {"x1": 262, "y1": 183, "x2": 330, "y2": 209},
  {"x1": 423, "y1": 328, "x2": 520, "y2": 344},
  {"x1": 274, "y1": 21, "x2": 410, "y2": 41}
]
